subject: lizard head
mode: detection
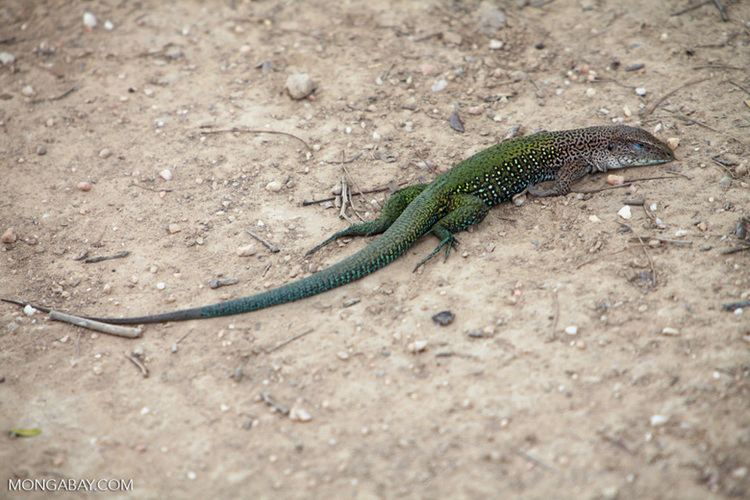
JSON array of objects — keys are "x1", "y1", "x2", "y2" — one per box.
[{"x1": 591, "y1": 125, "x2": 675, "y2": 172}]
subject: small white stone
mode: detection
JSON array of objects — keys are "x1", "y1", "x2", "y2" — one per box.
[
  {"x1": 489, "y1": 39, "x2": 503, "y2": 50},
  {"x1": 607, "y1": 174, "x2": 625, "y2": 185},
  {"x1": 666, "y1": 137, "x2": 679, "y2": 150},
  {"x1": 167, "y1": 223, "x2": 181, "y2": 234},
  {"x1": 140, "y1": 406, "x2": 150, "y2": 416},
  {"x1": 635, "y1": 87, "x2": 647, "y2": 96},
  {"x1": 585, "y1": 87, "x2": 596, "y2": 98},
  {"x1": 159, "y1": 169, "x2": 173, "y2": 181},
  {"x1": 21, "y1": 85, "x2": 35, "y2": 97},
  {"x1": 617, "y1": 205, "x2": 632, "y2": 220},
  {"x1": 431, "y1": 79, "x2": 448, "y2": 92},
  {"x1": 186, "y1": 471, "x2": 196, "y2": 480},
  {"x1": 0, "y1": 52, "x2": 15, "y2": 65},
  {"x1": 622, "y1": 105, "x2": 632, "y2": 117},
  {"x1": 564, "y1": 325, "x2": 578, "y2": 335},
  {"x1": 98, "y1": 148, "x2": 112, "y2": 159},
  {"x1": 156, "y1": 282, "x2": 166, "y2": 290},
  {"x1": 289, "y1": 406, "x2": 312, "y2": 422},
  {"x1": 285, "y1": 73, "x2": 316, "y2": 100},
  {"x1": 674, "y1": 228, "x2": 689, "y2": 237},
  {"x1": 104, "y1": 20, "x2": 114, "y2": 31},
  {"x1": 236, "y1": 244, "x2": 257, "y2": 257},
  {"x1": 83, "y1": 11, "x2": 97, "y2": 29},
  {"x1": 265, "y1": 180, "x2": 282, "y2": 192},
  {"x1": 660, "y1": 327, "x2": 680, "y2": 336},
  {"x1": 650, "y1": 414, "x2": 669, "y2": 426},
  {"x1": 408, "y1": 340, "x2": 428, "y2": 353},
  {"x1": 23, "y1": 304, "x2": 37, "y2": 316},
  {"x1": 588, "y1": 215, "x2": 601, "y2": 223}
]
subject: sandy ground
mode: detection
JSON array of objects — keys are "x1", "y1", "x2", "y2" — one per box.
[{"x1": 1, "y1": 0, "x2": 749, "y2": 498}]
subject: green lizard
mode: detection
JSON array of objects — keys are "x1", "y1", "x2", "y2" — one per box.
[{"x1": 3, "y1": 125, "x2": 674, "y2": 324}]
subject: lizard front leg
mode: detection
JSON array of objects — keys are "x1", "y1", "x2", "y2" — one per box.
[
  {"x1": 413, "y1": 194, "x2": 489, "y2": 271},
  {"x1": 528, "y1": 160, "x2": 590, "y2": 197}
]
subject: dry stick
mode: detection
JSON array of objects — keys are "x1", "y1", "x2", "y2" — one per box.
[
  {"x1": 324, "y1": 152, "x2": 362, "y2": 165},
  {"x1": 576, "y1": 248, "x2": 628, "y2": 269},
  {"x1": 712, "y1": 0, "x2": 728, "y2": 21},
  {"x1": 547, "y1": 290, "x2": 560, "y2": 342},
  {"x1": 575, "y1": 174, "x2": 682, "y2": 195},
  {"x1": 48, "y1": 310, "x2": 143, "y2": 338},
  {"x1": 692, "y1": 64, "x2": 744, "y2": 70},
  {"x1": 83, "y1": 251, "x2": 130, "y2": 264},
  {"x1": 341, "y1": 161, "x2": 367, "y2": 221},
  {"x1": 339, "y1": 176, "x2": 353, "y2": 222},
  {"x1": 641, "y1": 77, "x2": 710, "y2": 116},
  {"x1": 630, "y1": 237, "x2": 693, "y2": 246},
  {"x1": 631, "y1": 230, "x2": 658, "y2": 288},
  {"x1": 199, "y1": 127, "x2": 312, "y2": 151},
  {"x1": 124, "y1": 352, "x2": 149, "y2": 378},
  {"x1": 266, "y1": 328, "x2": 315, "y2": 354},
  {"x1": 721, "y1": 244, "x2": 750, "y2": 255},
  {"x1": 260, "y1": 392, "x2": 290, "y2": 415},
  {"x1": 30, "y1": 85, "x2": 79, "y2": 104},
  {"x1": 670, "y1": 0, "x2": 711, "y2": 16},
  {"x1": 727, "y1": 80, "x2": 750, "y2": 96},
  {"x1": 711, "y1": 157, "x2": 737, "y2": 178},
  {"x1": 245, "y1": 228, "x2": 280, "y2": 253},
  {"x1": 302, "y1": 186, "x2": 390, "y2": 206},
  {"x1": 131, "y1": 182, "x2": 174, "y2": 193},
  {"x1": 665, "y1": 110, "x2": 720, "y2": 132}
]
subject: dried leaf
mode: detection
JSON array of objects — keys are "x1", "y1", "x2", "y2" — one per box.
[
  {"x1": 9, "y1": 428, "x2": 42, "y2": 438},
  {"x1": 449, "y1": 110, "x2": 465, "y2": 133}
]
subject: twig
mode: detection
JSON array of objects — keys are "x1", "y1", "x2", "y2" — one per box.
[
  {"x1": 30, "y1": 85, "x2": 79, "y2": 104},
  {"x1": 339, "y1": 176, "x2": 350, "y2": 221},
  {"x1": 575, "y1": 174, "x2": 682, "y2": 194},
  {"x1": 131, "y1": 182, "x2": 174, "y2": 193},
  {"x1": 711, "y1": 157, "x2": 737, "y2": 178},
  {"x1": 721, "y1": 244, "x2": 750, "y2": 255},
  {"x1": 198, "y1": 126, "x2": 312, "y2": 151},
  {"x1": 723, "y1": 300, "x2": 750, "y2": 312},
  {"x1": 547, "y1": 290, "x2": 559, "y2": 342},
  {"x1": 124, "y1": 352, "x2": 149, "y2": 378},
  {"x1": 514, "y1": 449, "x2": 554, "y2": 471},
  {"x1": 576, "y1": 248, "x2": 628, "y2": 269},
  {"x1": 629, "y1": 237, "x2": 693, "y2": 246},
  {"x1": 83, "y1": 251, "x2": 130, "y2": 264},
  {"x1": 641, "y1": 77, "x2": 710, "y2": 116},
  {"x1": 48, "y1": 310, "x2": 143, "y2": 338},
  {"x1": 631, "y1": 229, "x2": 658, "y2": 288},
  {"x1": 692, "y1": 64, "x2": 744, "y2": 71},
  {"x1": 665, "y1": 110, "x2": 720, "y2": 132},
  {"x1": 302, "y1": 186, "x2": 390, "y2": 206},
  {"x1": 260, "y1": 392, "x2": 290, "y2": 415},
  {"x1": 413, "y1": 31, "x2": 442, "y2": 42},
  {"x1": 266, "y1": 328, "x2": 314, "y2": 354},
  {"x1": 670, "y1": 0, "x2": 711, "y2": 17},
  {"x1": 727, "y1": 80, "x2": 750, "y2": 96},
  {"x1": 245, "y1": 229, "x2": 280, "y2": 253},
  {"x1": 712, "y1": 0, "x2": 728, "y2": 21},
  {"x1": 341, "y1": 162, "x2": 367, "y2": 220},
  {"x1": 324, "y1": 152, "x2": 362, "y2": 165}
]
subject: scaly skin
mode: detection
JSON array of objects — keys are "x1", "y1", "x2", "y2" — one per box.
[{"x1": 3, "y1": 125, "x2": 674, "y2": 324}]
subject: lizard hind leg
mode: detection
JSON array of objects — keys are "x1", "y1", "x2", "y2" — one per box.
[
  {"x1": 305, "y1": 183, "x2": 428, "y2": 256},
  {"x1": 413, "y1": 194, "x2": 490, "y2": 272}
]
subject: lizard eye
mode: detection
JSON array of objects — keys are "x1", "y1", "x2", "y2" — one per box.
[
  {"x1": 607, "y1": 142, "x2": 614, "y2": 151},
  {"x1": 632, "y1": 142, "x2": 645, "y2": 151}
]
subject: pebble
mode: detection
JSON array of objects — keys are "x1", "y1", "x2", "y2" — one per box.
[
  {"x1": 23, "y1": 305, "x2": 37, "y2": 316},
  {"x1": 624, "y1": 63, "x2": 645, "y2": 72},
  {"x1": 617, "y1": 205, "x2": 632, "y2": 220},
  {"x1": 156, "y1": 282, "x2": 166, "y2": 290},
  {"x1": 21, "y1": 85, "x2": 35, "y2": 97},
  {"x1": 159, "y1": 169, "x2": 173, "y2": 181},
  {"x1": 337, "y1": 351, "x2": 349, "y2": 360},
  {"x1": 77, "y1": 181, "x2": 92, "y2": 191},
  {"x1": 167, "y1": 223, "x2": 181, "y2": 234},
  {"x1": 511, "y1": 192, "x2": 526, "y2": 206},
  {"x1": 431, "y1": 79, "x2": 447, "y2": 92},
  {"x1": 635, "y1": 87, "x2": 647, "y2": 96},
  {"x1": 92, "y1": 364, "x2": 103, "y2": 375},
  {"x1": 36, "y1": 145, "x2": 47, "y2": 156},
  {"x1": 432, "y1": 310, "x2": 455, "y2": 326},
  {"x1": 489, "y1": 39, "x2": 503, "y2": 50},
  {"x1": 718, "y1": 176, "x2": 732, "y2": 190},
  {"x1": 0, "y1": 52, "x2": 15, "y2": 65},
  {"x1": 660, "y1": 327, "x2": 680, "y2": 336},
  {"x1": 289, "y1": 405, "x2": 312, "y2": 422},
  {"x1": 186, "y1": 471, "x2": 196, "y2": 481},
  {"x1": 607, "y1": 174, "x2": 625, "y2": 185},
  {"x1": 736, "y1": 164, "x2": 748, "y2": 177},
  {"x1": 236, "y1": 244, "x2": 257, "y2": 257},
  {"x1": 285, "y1": 73, "x2": 316, "y2": 100},
  {"x1": 408, "y1": 340, "x2": 428, "y2": 353},
  {"x1": 588, "y1": 215, "x2": 601, "y2": 223},
  {"x1": 585, "y1": 87, "x2": 596, "y2": 98},
  {"x1": 564, "y1": 325, "x2": 578, "y2": 335},
  {"x1": 622, "y1": 105, "x2": 632, "y2": 117},
  {"x1": 666, "y1": 137, "x2": 679, "y2": 150},
  {"x1": 83, "y1": 11, "x2": 97, "y2": 30},
  {"x1": 650, "y1": 414, "x2": 669, "y2": 427},
  {"x1": 265, "y1": 180, "x2": 282, "y2": 192},
  {"x1": 103, "y1": 20, "x2": 114, "y2": 31},
  {"x1": 601, "y1": 486, "x2": 619, "y2": 500},
  {"x1": 1, "y1": 227, "x2": 17, "y2": 244},
  {"x1": 98, "y1": 148, "x2": 112, "y2": 159}
]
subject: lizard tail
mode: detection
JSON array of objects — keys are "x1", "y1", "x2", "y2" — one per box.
[{"x1": 3, "y1": 197, "x2": 439, "y2": 325}]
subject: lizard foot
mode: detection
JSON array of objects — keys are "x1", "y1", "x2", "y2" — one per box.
[{"x1": 412, "y1": 235, "x2": 459, "y2": 272}]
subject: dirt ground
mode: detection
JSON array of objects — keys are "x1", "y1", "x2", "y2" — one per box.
[{"x1": 1, "y1": 0, "x2": 749, "y2": 498}]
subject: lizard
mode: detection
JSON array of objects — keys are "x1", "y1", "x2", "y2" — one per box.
[{"x1": 3, "y1": 125, "x2": 675, "y2": 325}]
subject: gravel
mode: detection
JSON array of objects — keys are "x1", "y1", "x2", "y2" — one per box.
[{"x1": 285, "y1": 73, "x2": 316, "y2": 100}]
